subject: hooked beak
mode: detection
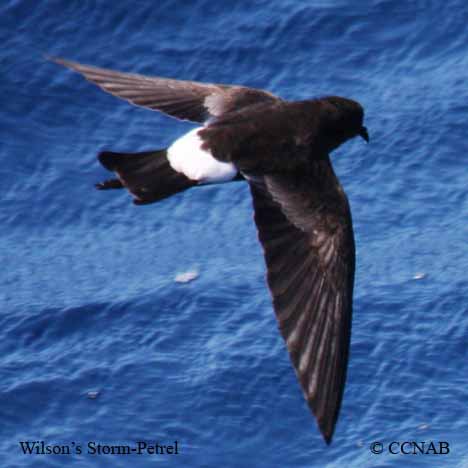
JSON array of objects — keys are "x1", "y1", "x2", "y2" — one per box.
[{"x1": 359, "y1": 126, "x2": 369, "y2": 143}]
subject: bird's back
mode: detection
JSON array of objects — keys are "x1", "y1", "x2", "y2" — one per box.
[{"x1": 199, "y1": 99, "x2": 325, "y2": 174}]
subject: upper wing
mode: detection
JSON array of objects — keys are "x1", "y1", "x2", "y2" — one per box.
[
  {"x1": 51, "y1": 57, "x2": 279, "y2": 123},
  {"x1": 247, "y1": 159, "x2": 355, "y2": 444}
]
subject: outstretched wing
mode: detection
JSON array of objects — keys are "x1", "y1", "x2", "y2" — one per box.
[
  {"x1": 50, "y1": 57, "x2": 279, "y2": 123},
  {"x1": 247, "y1": 159, "x2": 355, "y2": 444}
]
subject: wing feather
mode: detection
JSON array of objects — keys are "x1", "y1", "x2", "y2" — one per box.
[
  {"x1": 248, "y1": 160, "x2": 355, "y2": 444},
  {"x1": 51, "y1": 57, "x2": 279, "y2": 123}
]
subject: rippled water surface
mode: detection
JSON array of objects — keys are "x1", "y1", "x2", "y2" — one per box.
[{"x1": 1, "y1": 1, "x2": 468, "y2": 466}]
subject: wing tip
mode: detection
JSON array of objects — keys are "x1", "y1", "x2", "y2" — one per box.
[
  {"x1": 309, "y1": 398, "x2": 339, "y2": 445},
  {"x1": 46, "y1": 55, "x2": 99, "y2": 75},
  {"x1": 320, "y1": 423, "x2": 335, "y2": 445},
  {"x1": 45, "y1": 55, "x2": 71, "y2": 68}
]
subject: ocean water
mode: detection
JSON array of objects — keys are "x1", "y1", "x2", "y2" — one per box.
[{"x1": 1, "y1": 0, "x2": 467, "y2": 466}]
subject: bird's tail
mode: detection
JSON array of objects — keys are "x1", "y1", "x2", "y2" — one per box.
[{"x1": 96, "y1": 149, "x2": 196, "y2": 205}]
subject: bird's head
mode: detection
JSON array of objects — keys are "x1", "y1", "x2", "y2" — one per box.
[{"x1": 319, "y1": 96, "x2": 369, "y2": 150}]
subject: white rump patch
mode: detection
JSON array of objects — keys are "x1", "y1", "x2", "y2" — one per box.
[{"x1": 167, "y1": 127, "x2": 237, "y2": 184}]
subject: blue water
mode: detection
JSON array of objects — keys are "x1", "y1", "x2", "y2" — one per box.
[{"x1": 1, "y1": 1, "x2": 467, "y2": 466}]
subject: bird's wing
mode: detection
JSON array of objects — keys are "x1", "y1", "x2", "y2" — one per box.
[
  {"x1": 247, "y1": 159, "x2": 355, "y2": 444},
  {"x1": 51, "y1": 57, "x2": 279, "y2": 123}
]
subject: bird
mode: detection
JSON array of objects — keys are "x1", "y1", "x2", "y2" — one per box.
[{"x1": 51, "y1": 57, "x2": 369, "y2": 444}]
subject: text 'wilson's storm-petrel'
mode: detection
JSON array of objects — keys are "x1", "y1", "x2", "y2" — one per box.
[{"x1": 52, "y1": 57, "x2": 369, "y2": 444}]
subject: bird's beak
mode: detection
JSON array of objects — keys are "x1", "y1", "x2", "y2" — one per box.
[{"x1": 359, "y1": 126, "x2": 369, "y2": 143}]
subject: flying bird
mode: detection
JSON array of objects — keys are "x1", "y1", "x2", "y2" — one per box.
[{"x1": 52, "y1": 57, "x2": 369, "y2": 444}]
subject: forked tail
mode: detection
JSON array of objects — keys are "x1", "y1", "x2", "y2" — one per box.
[{"x1": 96, "y1": 149, "x2": 196, "y2": 205}]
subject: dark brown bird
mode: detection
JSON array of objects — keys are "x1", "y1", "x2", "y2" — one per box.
[{"x1": 52, "y1": 57, "x2": 369, "y2": 444}]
